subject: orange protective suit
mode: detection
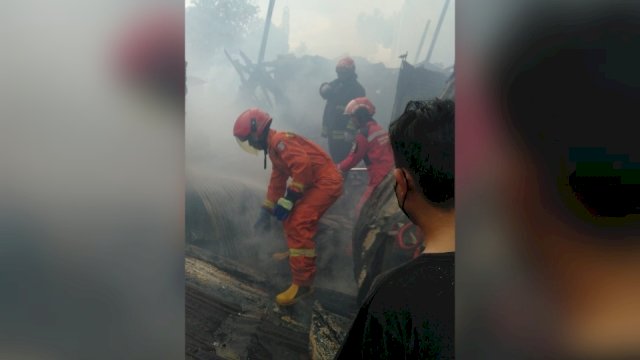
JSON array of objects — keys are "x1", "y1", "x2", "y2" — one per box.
[
  {"x1": 338, "y1": 120, "x2": 394, "y2": 216},
  {"x1": 263, "y1": 130, "x2": 343, "y2": 286}
]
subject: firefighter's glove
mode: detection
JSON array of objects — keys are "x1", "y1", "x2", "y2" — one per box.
[
  {"x1": 274, "y1": 190, "x2": 302, "y2": 221},
  {"x1": 274, "y1": 198, "x2": 293, "y2": 221},
  {"x1": 286, "y1": 189, "x2": 303, "y2": 203},
  {"x1": 254, "y1": 207, "x2": 272, "y2": 232},
  {"x1": 319, "y1": 83, "x2": 332, "y2": 99}
]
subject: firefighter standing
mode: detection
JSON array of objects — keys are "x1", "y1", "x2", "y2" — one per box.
[
  {"x1": 337, "y1": 97, "x2": 394, "y2": 216},
  {"x1": 319, "y1": 57, "x2": 366, "y2": 163},
  {"x1": 233, "y1": 108, "x2": 344, "y2": 306}
]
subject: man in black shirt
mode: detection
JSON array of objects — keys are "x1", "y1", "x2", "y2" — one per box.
[
  {"x1": 319, "y1": 57, "x2": 367, "y2": 163},
  {"x1": 335, "y1": 99, "x2": 455, "y2": 359}
]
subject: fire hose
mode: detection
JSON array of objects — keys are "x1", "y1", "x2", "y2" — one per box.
[{"x1": 395, "y1": 222, "x2": 423, "y2": 259}]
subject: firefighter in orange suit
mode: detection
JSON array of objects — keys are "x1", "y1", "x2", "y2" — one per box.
[
  {"x1": 233, "y1": 108, "x2": 344, "y2": 306},
  {"x1": 337, "y1": 97, "x2": 395, "y2": 216}
]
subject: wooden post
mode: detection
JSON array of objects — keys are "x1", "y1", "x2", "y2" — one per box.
[
  {"x1": 414, "y1": 20, "x2": 431, "y2": 64},
  {"x1": 257, "y1": 0, "x2": 276, "y2": 65},
  {"x1": 425, "y1": 0, "x2": 450, "y2": 64}
]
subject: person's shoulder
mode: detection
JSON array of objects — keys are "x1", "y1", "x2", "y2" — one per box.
[
  {"x1": 272, "y1": 131, "x2": 297, "y2": 141},
  {"x1": 270, "y1": 131, "x2": 300, "y2": 153},
  {"x1": 367, "y1": 120, "x2": 383, "y2": 132},
  {"x1": 368, "y1": 253, "x2": 455, "y2": 300},
  {"x1": 345, "y1": 78, "x2": 363, "y2": 87}
]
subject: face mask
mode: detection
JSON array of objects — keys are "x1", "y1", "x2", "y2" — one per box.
[
  {"x1": 247, "y1": 136, "x2": 261, "y2": 150},
  {"x1": 394, "y1": 170, "x2": 413, "y2": 222},
  {"x1": 247, "y1": 132, "x2": 268, "y2": 169}
]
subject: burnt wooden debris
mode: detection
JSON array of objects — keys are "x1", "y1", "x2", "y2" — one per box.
[
  {"x1": 185, "y1": 175, "x2": 358, "y2": 359},
  {"x1": 186, "y1": 245, "x2": 356, "y2": 360},
  {"x1": 390, "y1": 59, "x2": 449, "y2": 123}
]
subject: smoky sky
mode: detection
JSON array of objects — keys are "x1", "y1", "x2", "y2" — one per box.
[{"x1": 186, "y1": 0, "x2": 455, "y2": 68}]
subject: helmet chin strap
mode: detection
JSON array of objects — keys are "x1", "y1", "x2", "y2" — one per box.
[{"x1": 260, "y1": 123, "x2": 271, "y2": 170}]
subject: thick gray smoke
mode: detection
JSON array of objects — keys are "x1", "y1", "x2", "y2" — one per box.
[{"x1": 185, "y1": 0, "x2": 455, "y2": 298}]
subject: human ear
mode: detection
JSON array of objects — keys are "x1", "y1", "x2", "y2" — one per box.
[
  {"x1": 394, "y1": 168, "x2": 407, "y2": 195},
  {"x1": 403, "y1": 170, "x2": 416, "y2": 191}
]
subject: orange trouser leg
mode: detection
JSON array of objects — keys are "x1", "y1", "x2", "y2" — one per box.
[{"x1": 283, "y1": 181, "x2": 342, "y2": 286}]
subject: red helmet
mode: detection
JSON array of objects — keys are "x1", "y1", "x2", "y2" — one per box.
[
  {"x1": 233, "y1": 108, "x2": 272, "y2": 154},
  {"x1": 344, "y1": 97, "x2": 376, "y2": 117},
  {"x1": 336, "y1": 56, "x2": 355, "y2": 73}
]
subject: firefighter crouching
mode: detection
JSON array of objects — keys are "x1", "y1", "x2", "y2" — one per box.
[
  {"x1": 233, "y1": 108, "x2": 344, "y2": 306},
  {"x1": 337, "y1": 97, "x2": 394, "y2": 217},
  {"x1": 319, "y1": 56, "x2": 366, "y2": 163}
]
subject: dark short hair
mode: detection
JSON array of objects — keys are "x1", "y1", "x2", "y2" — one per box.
[{"x1": 389, "y1": 98, "x2": 455, "y2": 210}]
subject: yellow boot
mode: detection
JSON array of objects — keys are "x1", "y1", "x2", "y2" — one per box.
[{"x1": 275, "y1": 284, "x2": 313, "y2": 306}]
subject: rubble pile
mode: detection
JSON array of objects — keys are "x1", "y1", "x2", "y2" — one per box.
[{"x1": 186, "y1": 246, "x2": 357, "y2": 359}]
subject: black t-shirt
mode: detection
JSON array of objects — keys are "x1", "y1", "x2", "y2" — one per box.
[
  {"x1": 335, "y1": 252, "x2": 455, "y2": 359},
  {"x1": 321, "y1": 77, "x2": 366, "y2": 132}
]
